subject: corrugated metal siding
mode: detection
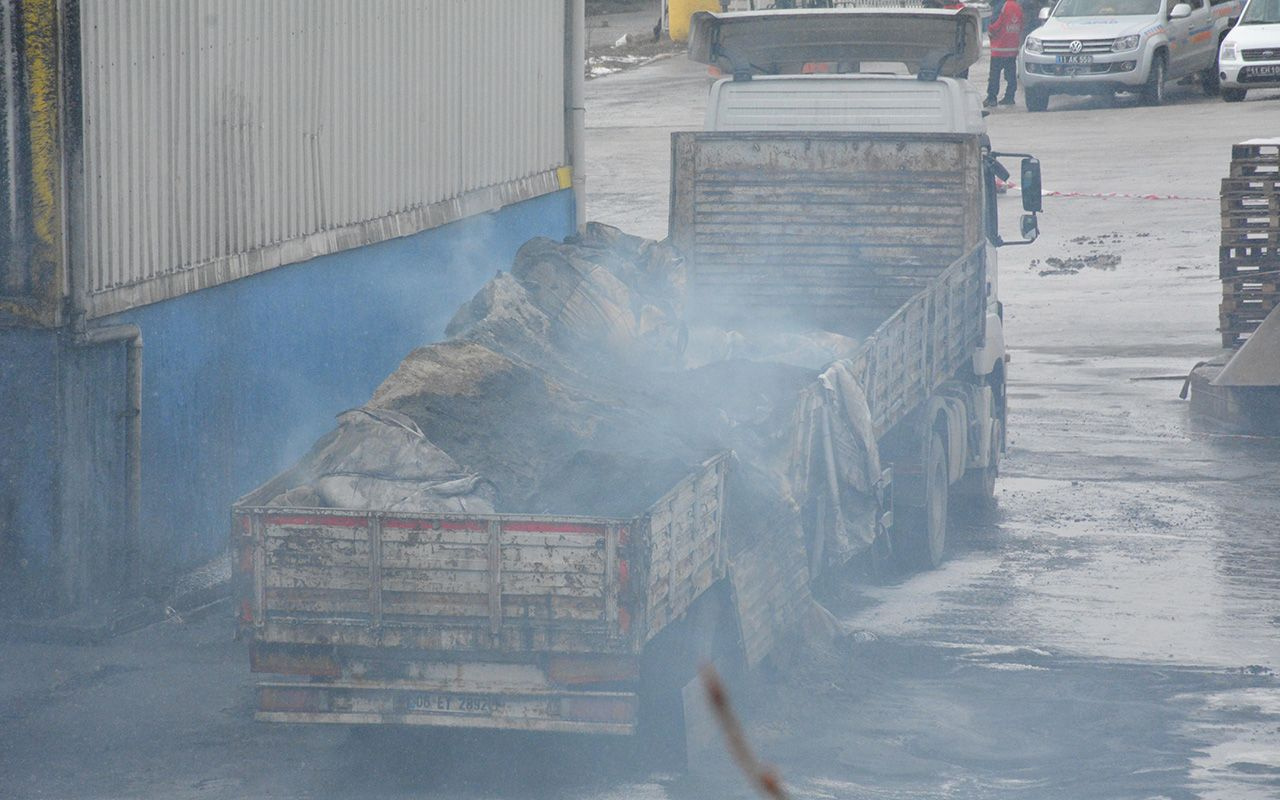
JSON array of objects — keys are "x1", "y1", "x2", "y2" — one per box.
[{"x1": 77, "y1": 0, "x2": 568, "y2": 318}]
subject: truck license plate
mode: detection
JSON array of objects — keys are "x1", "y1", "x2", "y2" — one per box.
[
  {"x1": 405, "y1": 692, "x2": 502, "y2": 716},
  {"x1": 1055, "y1": 54, "x2": 1093, "y2": 64}
]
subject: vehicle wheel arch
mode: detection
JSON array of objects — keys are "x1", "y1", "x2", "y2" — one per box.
[
  {"x1": 1142, "y1": 47, "x2": 1170, "y2": 104},
  {"x1": 1142, "y1": 41, "x2": 1169, "y2": 72},
  {"x1": 989, "y1": 359, "x2": 1007, "y2": 421}
]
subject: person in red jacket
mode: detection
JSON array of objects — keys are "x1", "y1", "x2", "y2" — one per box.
[{"x1": 985, "y1": 0, "x2": 1024, "y2": 107}]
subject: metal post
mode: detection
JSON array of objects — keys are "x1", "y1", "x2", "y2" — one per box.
[
  {"x1": 368, "y1": 515, "x2": 383, "y2": 629},
  {"x1": 604, "y1": 523, "x2": 618, "y2": 630},
  {"x1": 488, "y1": 520, "x2": 503, "y2": 637},
  {"x1": 566, "y1": 0, "x2": 586, "y2": 231},
  {"x1": 75, "y1": 323, "x2": 142, "y2": 592}
]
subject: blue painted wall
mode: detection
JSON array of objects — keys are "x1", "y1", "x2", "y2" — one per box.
[{"x1": 2, "y1": 190, "x2": 574, "y2": 611}]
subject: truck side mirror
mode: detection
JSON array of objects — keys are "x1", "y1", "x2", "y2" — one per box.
[
  {"x1": 991, "y1": 150, "x2": 1044, "y2": 247},
  {"x1": 1038, "y1": 6, "x2": 1050, "y2": 20},
  {"x1": 1020, "y1": 213, "x2": 1040, "y2": 242},
  {"x1": 1169, "y1": 2, "x2": 1192, "y2": 18},
  {"x1": 1021, "y1": 157, "x2": 1042, "y2": 213}
]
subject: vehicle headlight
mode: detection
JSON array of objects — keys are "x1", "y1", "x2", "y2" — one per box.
[
  {"x1": 1111, "y1": 35, "x2": 1140, "y2": 52},
  {"x1": 1025, "y1": 36, "x2": 1043, "y2": 54},
  {"x1": 1221, "y1": 41, "x2": 1239, "y2": 60}
]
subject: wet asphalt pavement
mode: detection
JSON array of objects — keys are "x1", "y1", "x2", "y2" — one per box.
[{"x1": 2, "y1": 48, "x2": 1279, "y2": 800}]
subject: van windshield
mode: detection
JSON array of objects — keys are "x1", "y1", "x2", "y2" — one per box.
[
  {"x1": 1052, "y1": 0, "x2": 1162, "y2": 16},
  {"x1": 1240, "y1": 0, "x2": 1280, "y2": 23}
]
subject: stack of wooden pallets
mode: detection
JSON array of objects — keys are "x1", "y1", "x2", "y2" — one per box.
[{"x1": 1220, "y1": 139, "x2": 1280, "y2": 349}]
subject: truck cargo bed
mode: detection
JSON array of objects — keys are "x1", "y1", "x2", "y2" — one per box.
[
  {"x1": 234, "y1": 454, "x2": 729, "y2": 732},
  {"x1": 236, "y1": 453, "x2": 728, "y2": 653}
]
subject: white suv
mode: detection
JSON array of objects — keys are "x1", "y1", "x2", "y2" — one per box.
[
  {"x1": 1218, "y1": 0, "x2": 1280, "y2": 100},
  {"x1": 1019, "y1": 0, "x2": 1242, "y2": 111}
]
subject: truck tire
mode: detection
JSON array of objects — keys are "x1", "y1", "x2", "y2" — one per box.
[
  {"x1": 1223, "y1": 88, "x2": 1247, "y2": 102},
  {"x1": 1025, "y1": 89, "x2": 1049, "y2": 112},
  {"x1": 1142, "y1": 52, "x2": 1167, "y2": 106},
  {"x1": 895, "y1": 432, "x2": 949, "y2": 570}
]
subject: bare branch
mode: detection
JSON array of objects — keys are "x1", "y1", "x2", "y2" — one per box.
[{"x1": 700, "y1": 664, "x2": 789, "y2": 800}]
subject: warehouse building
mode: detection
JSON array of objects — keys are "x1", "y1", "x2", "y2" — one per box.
[{"x1": 1, "y1": 0, "x2": 586, "y2": 615}]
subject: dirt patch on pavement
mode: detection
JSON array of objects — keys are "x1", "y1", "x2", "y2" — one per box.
[
  {"x1": 1033, "y1": 253, "x2": 1122, "y2": 277},
  {"x1": 1031, "y1": 232, "x2": 1125, "y2": 276}
]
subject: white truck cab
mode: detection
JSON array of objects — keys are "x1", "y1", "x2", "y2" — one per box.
[{"x1": 688, "y1": 7, "x2": 1041, "y2": 382}]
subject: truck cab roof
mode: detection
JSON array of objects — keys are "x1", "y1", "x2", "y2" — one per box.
[
  {"x1": 691, "y1": 9, "x2": 986, "y2": 135},
  {"x1": 687, "y1": 8, "x2": 982, "y2": 78}
]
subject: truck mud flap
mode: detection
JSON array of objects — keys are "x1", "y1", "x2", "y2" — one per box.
[
  {"x1": 727, "y1": 527, "x2": 812, "y2": 668},
  {"x1": 256, "y1": 682, "x2": 638, "y2": 735}
]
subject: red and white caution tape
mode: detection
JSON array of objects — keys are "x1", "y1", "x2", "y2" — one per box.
[
  {"x1": 997, "y1": 183, "x2": 1215, "y2": 201},
  {"x1": 1041, "y1": 189, "x2": 1217, "y2": 201}
]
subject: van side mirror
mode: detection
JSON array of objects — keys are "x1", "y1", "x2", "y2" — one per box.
[
  {"x1": 1038, "y1": 6, "x2": 1050, "y2": 19},
  {"x1": 1021, "y1": 157, "x2": 1043, "y2": 213},
  {"x1": 1227, "y1": 15, "x2": 1239, "y2": 26},
  {"x1": 1169, "y1": 3, "x2": 1192, "y2": 18}
]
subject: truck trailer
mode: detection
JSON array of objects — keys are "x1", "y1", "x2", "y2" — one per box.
[{"x1": 233, "y1": 8, "x2": 1042, "y2": 737}]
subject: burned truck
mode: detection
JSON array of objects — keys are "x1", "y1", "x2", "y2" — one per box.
[{"x1": 233, "y1": 8, "x2": 1042, "y2": 736}]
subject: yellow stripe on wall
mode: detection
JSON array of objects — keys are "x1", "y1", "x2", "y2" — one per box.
[{"x1": 3, "y1": 0, "x2": 64, "y2": 326}]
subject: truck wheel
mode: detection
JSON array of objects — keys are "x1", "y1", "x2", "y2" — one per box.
[
  {"x1": 1142, "y1": 53, "x2": 1167, "y2": 106},
  {"x1": 1025, "y1": 89, "x2": 1049, "y2": 112},
  {"x1": 895, "y1": 432, "x2": 949, "y2": 570},
  {"x1": 1223, "y1": 88, "x2": 1247, "y2": 102}
]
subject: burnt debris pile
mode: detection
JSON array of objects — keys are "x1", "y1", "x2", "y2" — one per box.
[{"x1": 265, "y1": 223, "x2": 881, "y2": 559}]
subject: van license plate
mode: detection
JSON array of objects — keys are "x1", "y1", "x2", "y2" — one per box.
[
  {"x1": 1247, "y1": 65, "x2": 1280, "y2": 77},
  {"x1": 1056, "y1": 54, "x2": 1093, "y2": 64}
]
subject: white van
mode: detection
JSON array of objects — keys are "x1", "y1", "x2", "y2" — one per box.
[{"x1": 1218, "y1": 0, "x2": 1280, "y2": 100}]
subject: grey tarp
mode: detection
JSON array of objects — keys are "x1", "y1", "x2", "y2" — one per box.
[
  {"x1": 266, "y1": 223, "x2": 881, "y2": 587},
  {"x1": 266, "y1": 408, "x2": 497, "y2": 513}
]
